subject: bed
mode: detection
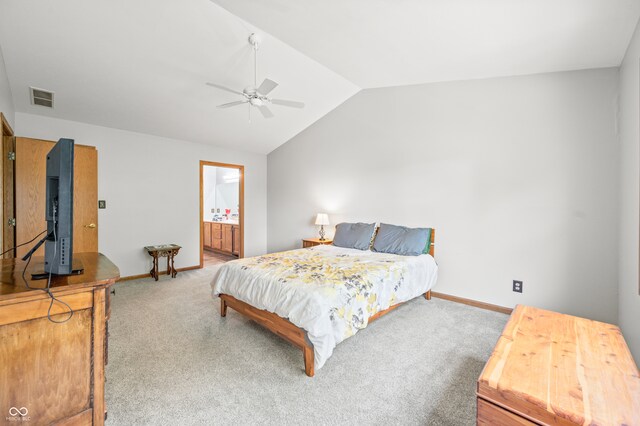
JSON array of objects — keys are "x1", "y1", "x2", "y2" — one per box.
[{"x1": 211, "y1": 229, "x2": 437, "y2": 377}]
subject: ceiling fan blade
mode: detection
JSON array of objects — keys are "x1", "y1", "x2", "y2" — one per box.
[
  {"x1": 257, "y1": 78, "x2": 278, "y2": 95},
  {"x1": 271, "y1": 99, "x2": 305, "y2": 108},
  {"x1": 217, "y1": 100, "x2": 247, "y2": 109},
  {"x1": 206, "y1": 82, "x2": 245, "y2": 96},
  {"x1": 257, "y1": 105, "x2": 274, "y2": 119}
]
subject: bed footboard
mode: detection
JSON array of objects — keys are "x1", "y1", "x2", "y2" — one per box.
[
  {"x1": 219, "y1": 294, "x2": 315, "y2": 377},
  {"x1": 218, "y1": 289, "x2": 432, "y2": 377}
]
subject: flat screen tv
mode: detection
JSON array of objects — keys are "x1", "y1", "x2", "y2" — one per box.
[
  {"x1": 44, "y1": 138, "x2": 74, "y2": 274},
  {"x1": 22, "y1": 138, "x2": 82, "y2": 277}
]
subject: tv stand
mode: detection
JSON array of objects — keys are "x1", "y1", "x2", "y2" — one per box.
[
  {"x1": 30, "y1": 258, "x2": 85, "y2": 280},
  {"x1": 0, "y1": 252, "x2": 119, "y2": 425}
]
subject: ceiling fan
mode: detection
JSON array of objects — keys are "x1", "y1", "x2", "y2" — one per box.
[{"x1": 206, "y1": 33, "x2": 305, "y2": 119}]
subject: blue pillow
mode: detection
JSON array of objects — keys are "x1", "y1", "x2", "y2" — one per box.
[
  {"x1": 373, "y1": 223, "x2": 430, "y2": 256},
  {"x1": 332, "y1": 222, "x2": 376, "y2": 250}
]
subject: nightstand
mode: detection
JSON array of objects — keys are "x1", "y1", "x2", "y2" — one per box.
[{"x1": 302, "y1": 238, "x2": 333, "y2": 248}]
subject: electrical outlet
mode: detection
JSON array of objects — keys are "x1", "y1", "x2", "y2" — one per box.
[{"x1": 513, "y1": 280, "x2": 523, "y2": 293}]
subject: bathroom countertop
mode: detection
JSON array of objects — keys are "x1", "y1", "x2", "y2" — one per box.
[{"x1": 205, "y1": 219, "x2": 239, "y2": 225}]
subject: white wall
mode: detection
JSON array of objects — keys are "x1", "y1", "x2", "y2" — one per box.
[
  {"x1": 268, "y1": 68, "x2": 620, "y2": 324},
  {"x1": 618, "y1": 18, "x2": 640, "y2": 361},
  {"x1": 0, "y1": 44, "x2": 14, "y2": 128},
  {"x1": 15, "y1": 113, "x2": 267, "y2": 277}
]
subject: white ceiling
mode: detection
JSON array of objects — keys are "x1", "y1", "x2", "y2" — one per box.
[
  {"x1": 0, "y1": 0, "x2": 359, "y2": 154},
  {"x1": 0, "y1": 1, "x2": 639, "y2": 154},
  {"x1": 213, "y1": 0, "x2": 640, "y2": 88}
]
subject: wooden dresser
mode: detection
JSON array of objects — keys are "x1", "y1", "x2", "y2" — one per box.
[
  {"x1": 0, "y1": 253, "x2": 119, "y2": 425},
  {"x1": 477, "y1": 305, "x2": 640, "y2": 425}
]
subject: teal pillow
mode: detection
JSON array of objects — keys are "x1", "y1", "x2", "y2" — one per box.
[{"x1": 422, "y1": 228, "x2": 433, "y2": 254}]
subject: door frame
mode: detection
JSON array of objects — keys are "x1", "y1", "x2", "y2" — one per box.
[
  {"x1": 199, "y1": 160, "x2": 244, "y2": 268},
  {"x1": 1, "y1": 113, "x2": 14, "y2": 258}
]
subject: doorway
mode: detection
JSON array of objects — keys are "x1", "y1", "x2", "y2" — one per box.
[
  {"x1": 0, "y1": 113, "x2": 14, "y2": 257},
  {"x1": 199, "y1": 161, "x2": 244, "y2": 268}
]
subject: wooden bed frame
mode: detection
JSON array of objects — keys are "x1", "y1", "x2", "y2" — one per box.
[{"x1": 219, "y1": 229, "x2": 435, "y2": 377}]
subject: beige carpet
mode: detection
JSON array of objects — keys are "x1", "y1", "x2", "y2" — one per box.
[{"x1": 105, "y1": 267, "x2": 507, "y2": 425}]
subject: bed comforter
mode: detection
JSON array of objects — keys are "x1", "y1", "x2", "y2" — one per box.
[{"x1": 211, "y1": 244, "x2": 438, "y2": 369}]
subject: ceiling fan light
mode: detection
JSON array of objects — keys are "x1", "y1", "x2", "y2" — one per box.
[{"x1": 249, "y1": 98, "x2": 263, "y2": 106}]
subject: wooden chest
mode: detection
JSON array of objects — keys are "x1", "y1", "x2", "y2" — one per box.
[{"x1": 477, "y1": 305, "x2": 640, "y2": 425}]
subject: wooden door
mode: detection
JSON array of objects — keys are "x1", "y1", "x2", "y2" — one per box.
[
  {"x1": 222, "y1": 224, "x2": 233, "y2": 253},
  {"x1": 15, "y1": 138, "x2": 98, "y2": 258},
  {"x1": 1, "y1": 114, "x2": 15, "y2": 258},
  {"x1": 232, "y1": 225, "x2": 240, "y2": 255},
  {"x1": 212, "y1": 235, "x2": 222, "y2": 250},
  {"x1": 203, "y1": 222, "x2": 212, "y2": 249},
  {"x1": 211, "y1": 223, "x2": 222, "y2": 250}
]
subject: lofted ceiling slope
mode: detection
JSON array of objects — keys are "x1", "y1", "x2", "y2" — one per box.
[
  {"x1": 0, "y1": 0, "x2": 359, "y2": 154},
  {"x1": 213, "y1": 0, "x2": 640, "y2": 88},
  {"x1": 0, "y1": 1, "x2": 639, "y2": 154}
]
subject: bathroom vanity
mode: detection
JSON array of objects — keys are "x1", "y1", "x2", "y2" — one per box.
[{"x1": 203, "y1": 221, "x2": 240, "y2": 257}]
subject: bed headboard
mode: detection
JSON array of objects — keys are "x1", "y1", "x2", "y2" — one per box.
[{"x1": 428, "y1": 228, "x2": 435, "y2": 257}]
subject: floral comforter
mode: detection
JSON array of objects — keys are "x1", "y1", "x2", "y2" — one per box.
[{"x1": 211, "y1": 244, "x2": 438, "y2": 369}]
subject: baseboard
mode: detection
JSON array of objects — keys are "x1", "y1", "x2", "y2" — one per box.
[
  {"x1": 118, "y1": 265, "x2": 201, "y2": 282},
  {"x1": 430, "y1": 291, "x2": 513, "y2": 315}
]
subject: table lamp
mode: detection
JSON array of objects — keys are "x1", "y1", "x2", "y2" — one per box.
[{"x1": 315, "y1": 213, "x2": 330, "y2": 241}]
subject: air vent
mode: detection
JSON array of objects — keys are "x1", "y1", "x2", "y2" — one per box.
[{"x1": 30, "y1": 87, "x2": 54, "y2": 108}]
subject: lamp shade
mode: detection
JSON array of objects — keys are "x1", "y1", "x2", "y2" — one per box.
[{"x1": 315, "y1": 213, "x2": 330, "y2": 226}]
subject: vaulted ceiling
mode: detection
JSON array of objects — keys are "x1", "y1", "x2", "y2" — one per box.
[
  {"x1": 0, "y1": 0, "x2": 359, "y2": 154},
  {"x1": 213, "y1": 0, "x2": 640, "y2": 88},
  {"x1": 0, "y1": 0, "x2": 638, "y2": 154}
]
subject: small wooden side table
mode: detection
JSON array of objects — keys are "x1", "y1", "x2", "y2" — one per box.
[
  {"x1": 144, "y1": 244, "x2": 181, "y2": 281},
  {"x1": 302, "y1": 238, "x2": 333, "y2": 248}
]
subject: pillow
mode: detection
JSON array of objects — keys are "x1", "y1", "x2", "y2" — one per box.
[
  {"x1": 333, "y1": 222, "x2": 376, "y2": 250},
  {"x1": 372, "y1": 223, "x2": 430, "y2": 256},
  {"x1": 422, "y1": 228, "x2": 433, "y2": 254}
]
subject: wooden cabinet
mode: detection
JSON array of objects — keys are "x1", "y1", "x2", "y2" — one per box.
[
  {"x1": 203, "y1": 222, "x2": 212, "y2": 249},
  {"x1": 0, "y1": 253, "x2": 119, "y2": 426},
  {"x1": 211, "y1": 223, "x2": 222, "y2": 250},
  {"x1": 222, "y1": 224, "x2": 233, "y2": 253},
  {"x1": 477, "y1": 305, "x2": 640, "y2": 425},
  {"x1": 232, "y1": 225, "x2": 240, "y2": 255},
  {"x1": 203, "y1": 222, "x2": 240, "y2": 257}
]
